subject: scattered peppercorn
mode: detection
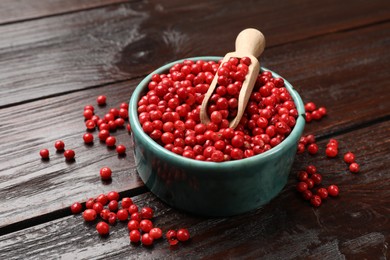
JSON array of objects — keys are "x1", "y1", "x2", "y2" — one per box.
[
  {"x1": 54, "y1": 140, "x2": 65, "y2": 151},
  {"x1": 96, "y1": 221, "x2": 110, "y2": 236},
  {"x1": 64, "y1": 149, "x2": 75, "y2": 160},
  {"x1": 39, "y1": 149, "x2": 50, "y2": 159}
]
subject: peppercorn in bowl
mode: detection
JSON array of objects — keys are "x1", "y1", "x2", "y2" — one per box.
[{"x1": 129, "y1": 56, "x2": 305, "y2": 216}]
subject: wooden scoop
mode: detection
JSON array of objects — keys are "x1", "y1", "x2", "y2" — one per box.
[{"x1": 200, "y1": 28, "x2": 265, "y2": 129}]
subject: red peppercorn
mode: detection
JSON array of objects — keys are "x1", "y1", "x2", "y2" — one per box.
[
  {"x1": 70, "y1": 202, "x2": 83, "y2": 214},
  {"x1": 54, "y1": 140, "x2": 65, "y2": 151},
  {"x1": 317, "y1": 188, "x2": 328, "y2": 199},
  {"x1": 311, "y1": 110, "x2": 322, "y2": 120},
  {"x1": 108, "y1": 120, "x2": 117, "y2": 131},
  {"x1": 98, "y1": 130, "x2": 110, "y2": 141},
  {"x1": 349, "y1": 162, "x2": 360, "y2": 173},
  {"x1": 108, "y1": 212, "x2": 117, "y2": 225},
  {"x1": 310, "y1": 195, "x2": 322, "y2": 207},
  {"x1": 327, "y1": 139, "x2": 339, "y2": 147},
  {"x1": 105, "y1": 136, "x2": 116, "y2": 147},
  {"x1": 306, "y1": 135, "x2": 315, "y2": 144},
  {"x1": 141, "y1": 233, "x2": 154, "y2": 246},
  {"x1": 96, "y1": 194, "x2": 108, "y2": 205},
  {"x1": 296, "y1": 182, "x2": 308, "y2": 193},
  {"x1": 304, "y1": 102, "x2": 316, "y2": 112},
  {"x1": 119, "y1": 108, "x2": 129, "y2": 119},
  {"x1": 99, "y1": 123, "x2": 110, "y2": 131},
  {"x1": 39, "y1": 149, "x2": 50, "y2": 159},
  {"x1": 327, "y1": 185, "x2": 339, "y2": 197},
  {"x1": 127, "y1": 220, "x2": 140, "y2": 231},
  {"x1": 305, "y1": 112, "x2": 312, "y2": 123},
  {"x1": 297, "y1": 171, "x2": 309, "y2": 181},
  {"x1": 176, "y1": 229, "x2": 190, "y2": 242},
  {"x1": 115, "y1": 118, "x2": 125, "y2": 128},
  {"x1": 121, "y1": 197, "x2": 133, "y2": 208},
  {"x1": 318, "y1": 107, "x2": 327, "y2": 116},
  {"x1": 120, "y1": 102, "x2": 129, "y2": 110},
  {"x1": 97, "y1": 95, "x2": 106, "y2": 105},
  {"x1": 297, "y1": 143, "x2": 305, "y2": 154},
  {"x1": 108, "y1": 200, "x2": 118, "y2": 212},
  {"x1": 128, "y1": 204, "x2": 138, "y2": 214},
  {"x1": 140, "y1": 207, "x2": 153, "y2": 219},
  {"x1": 325, "y1": 146, "x2": 338, "y2": 158},
  {"x1": 166, "y1": 230, "x2": 179, "y2": 246},
  {"x1": 64, "y1": 149, "x2": 75, "y2": 160},
  {"x1": 130, "y1": 212, "x2": 142, "y2": 222},
  {"x1": 129, "y1": 230, "x2": 141, "y2": 243},
  {"x1": 139, "y1": 219, "x2": 153, "y2": 233},
  {"x1": 100, "y1": 209, "x2": 110, "y2": 220},
  {"x1": 85, "y1": 198, "x2": 95, "y2": 209},
  {"x1": 305, "y1": 179, "x2": 314, "y2": 189},
  {"x1": 344, "y1": 152, "x2": 355, "y2": 164},
  {"x1": 306, "y1": 165, "x2": 317, "y2": 174},
  {"x1": 83, "y1": 133, "x2": 94, "y2": 144},
  {"x1": 84, "y1": 109, "x2": 94, "y2": 120},
  {"x1": 104, "y1": 113, "x2": 115, "y2": 124},
  {"x1": 240, "y1": 57, "x2": 251, "y2": 66},
  {"x1": 96, "y1": 221, "x2": 110, "y2": 236},
  {"x1": 307, "y1": 143, "x2": 319, "y2": 155},
  {"x1": 83, "y1": 209, "x2": 97, "y2": 222},
  {"x1": 117, "y1": 209, "x2": 129, "y2": 221},
  {"x1": 149, "y1": 228, "x2": 163, "y2": 240},
  {"x1": 107, "y1": 191, "x2": 120, "y2": 201},
  {"x1": 311, "y1": 173, "x2": 322, "y2": 185},
  {"x1": 84, "y1": 105, "x2": 95, "y2": 112},
  {"x1": 109, "y1": 108, "x2": 119, "y2": 118},
  {"x1": 299, "y1": 136, "x2": 308, "y2": 145},
  {"x1": 116, "y1": 144, "x2": 126, "y2": 155},
  {"x1": 100, "y1": 167, "x2": 112, "y2": 181},
  {"x1": 302, "y1": 190, "x2": 313, "y2": 201},
  {"x1": 92, "y1": 115, "x2": 100, "y2": 123},
  {"x1": 92, "y1": 202, "x2": 104, "y2": 214},
  {"x1": 210, "y1": 111, "x2": 223, "y2": 124}
]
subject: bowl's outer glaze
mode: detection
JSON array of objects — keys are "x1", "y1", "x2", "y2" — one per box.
[{"x1": 129, "y1": 57, "x2": 305, "y2": 216}]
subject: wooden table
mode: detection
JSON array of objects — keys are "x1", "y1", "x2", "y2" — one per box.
[{"x1": 1, "y1": 0, "x2": 389, "y2": 259}]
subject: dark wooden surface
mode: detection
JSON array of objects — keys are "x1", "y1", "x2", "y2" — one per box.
[{"x1": 0, "y1": 0, "x2": 389, "y2": 259}]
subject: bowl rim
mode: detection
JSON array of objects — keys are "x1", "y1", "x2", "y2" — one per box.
[{"x1": 129, "y1": 56, "x2": 305, "y2": 171}]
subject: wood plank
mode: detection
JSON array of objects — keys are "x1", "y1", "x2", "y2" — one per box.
[
  {"x1": 0, "y1": 0, "x2": 130, "y2": 25},
  {"x1": 1, "y1": 22, "x2": 390, "y2": 230},
  {"x1": 1, "y1": 121, "x2": 389, "y2": 259},
  {"x1": 1, "y1": 0, "x2": 389, "y2": 107}
]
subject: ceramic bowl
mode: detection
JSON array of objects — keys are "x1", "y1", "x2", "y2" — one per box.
[{"x1": 129, "y1": 56, "x2": 305, "y2": 216}]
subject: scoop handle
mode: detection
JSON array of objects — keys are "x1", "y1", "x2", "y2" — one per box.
[{"x1": 235, "y1": 28, "x2": 265, "y2": 57}]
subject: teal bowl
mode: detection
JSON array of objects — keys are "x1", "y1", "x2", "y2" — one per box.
[{"x1": 129, "y1": 56, "x2": 305, "y2": 216}]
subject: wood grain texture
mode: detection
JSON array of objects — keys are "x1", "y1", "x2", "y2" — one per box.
[
  {"x1": 0, "y1": 121, "x2": 389, "y2": 259},
  {"x1": 0, "y1": 0, "x2": 131, "y2": 25},
  {"x1": 1, "y1": 0, "x2": 389, "y2": 107},
  {"x1": 1, "y1": 1, "x2": 389, "y2": 258},
  {"x1": 1, "y1": 22, "x2": 390, "y2": 230}
]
